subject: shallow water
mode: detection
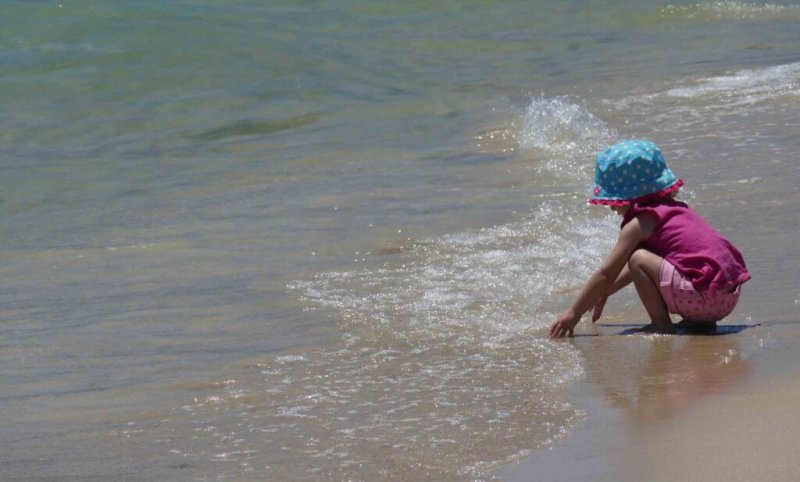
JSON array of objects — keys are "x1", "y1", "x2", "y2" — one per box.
[{"x1": 2, "y1": 1, "x2": 800, "y2": 480}]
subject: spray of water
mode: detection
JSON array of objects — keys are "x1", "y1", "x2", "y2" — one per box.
[{"x1": 520, "y1": 95, "x2": 617, "y2": 177}]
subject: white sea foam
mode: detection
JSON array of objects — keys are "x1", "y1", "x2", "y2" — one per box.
[
  {"x1": 292, "y1": 197, "x2": 617, "y2": 338},
  {"x1": 610, "y1": 62, "x2": 800, "y2": 117},
  {"x1": 662, "y1": 1, "x2": 800, "y2": 20},
  {"x1": 274, "y1": 354, "x2": 306, "y2": 363},
  {"x1": 665, "y1": 62, "x2": 800, "y2": 102}
]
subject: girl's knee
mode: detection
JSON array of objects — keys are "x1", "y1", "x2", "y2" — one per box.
[
  {"x1": 629, "y1": 249, "x2": 664, "y2": 279},
  {"x1": 628, "y1": 249, "x2": 652, "y2": 269}
]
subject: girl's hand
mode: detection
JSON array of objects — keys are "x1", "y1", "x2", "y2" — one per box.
[
  {"x1": 550, "y1": 309, "x2": 580, "y2": 338},
  {"x1": 592, "y1": 295, "x2": 607, "y2": 323}
]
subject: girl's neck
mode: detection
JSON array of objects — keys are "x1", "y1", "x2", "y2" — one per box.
[{"x1": 611, "y1": 205, "x2": 630, "y2": 216}]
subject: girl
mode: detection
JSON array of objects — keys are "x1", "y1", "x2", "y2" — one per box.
[{"x1": 550, "y1": 140, "x2": 750, "y2": 338}]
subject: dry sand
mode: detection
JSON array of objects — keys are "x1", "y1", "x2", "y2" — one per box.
[{"x1": 492, "y1": 321, "x2": 800, "y2": 482}]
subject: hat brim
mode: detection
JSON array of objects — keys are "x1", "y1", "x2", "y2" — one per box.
[{"x1": 588, "y1": 179, "x2": 684, "y2": 206}]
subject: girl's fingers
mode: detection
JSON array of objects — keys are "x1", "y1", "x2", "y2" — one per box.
[
  {"x1": 550, "y1": 321, "x2": 567, "y2": 338},
  {"x1": 592, "y1": 297, "x2": 607, "y2": 323},
  {"x1": 550, "y1": 321, "x2": 575, "y2": 338}
]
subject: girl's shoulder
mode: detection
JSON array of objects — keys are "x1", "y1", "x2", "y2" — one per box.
[
  {"x1": 622, "y1": 199, "x2": 690, "y2": 227},
  {"x1": 633, "y1": 198, "x2": 690, "y2": 215}
]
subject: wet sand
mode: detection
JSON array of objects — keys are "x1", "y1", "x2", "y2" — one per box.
[{"x1": 492, "y1": 320, "x2": 800, "y2": 481}]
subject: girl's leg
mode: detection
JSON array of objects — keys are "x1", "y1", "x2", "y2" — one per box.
[{"x1": 628, "y1": 249, "x2": 675, "y2": 333}]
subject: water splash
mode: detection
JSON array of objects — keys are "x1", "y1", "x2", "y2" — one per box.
[{"x1": 519, "y1": 96, "x2": 617, "y2": 177}]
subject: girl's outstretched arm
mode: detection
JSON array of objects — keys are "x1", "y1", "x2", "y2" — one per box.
[
  {"x1": 550, "y1": 214, "x2": 655, "y2": 338},
  {"x1": 592, "y1": 264, "x2": 633, "y2": 322}
]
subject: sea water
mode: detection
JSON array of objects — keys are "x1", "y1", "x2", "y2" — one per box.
[{"x1": 2, "y1": 1, "x2": 799, "y2": 480}]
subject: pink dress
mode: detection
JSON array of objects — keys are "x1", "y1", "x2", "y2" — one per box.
[
  {"x1": 622, "y1": 198, "x2": 750, "y2": 290},
  {"x1": 622, "y1": 199, "x2": 751, "y2": 321}
]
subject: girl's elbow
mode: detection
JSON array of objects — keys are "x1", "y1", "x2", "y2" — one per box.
[{"x1": 596, "y1": 265, "x2": 619, "y2": 284}]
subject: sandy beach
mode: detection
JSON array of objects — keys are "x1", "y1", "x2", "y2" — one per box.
[{"x1": 492, "y1": 320, "x2": 800, "y2": 481}]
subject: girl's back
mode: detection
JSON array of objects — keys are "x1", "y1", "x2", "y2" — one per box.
[{"x1": 622, "y1": 198, "x2": 750, "y2": 291}]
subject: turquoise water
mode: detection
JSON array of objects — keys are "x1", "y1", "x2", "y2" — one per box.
[{"x1": 2, "y1": 1, "x2": 800, "y2": 480}]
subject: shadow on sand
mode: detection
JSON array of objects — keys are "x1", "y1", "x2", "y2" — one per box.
[{"x1": 595, "y1": 322, "x2": 760, "y2": 336}]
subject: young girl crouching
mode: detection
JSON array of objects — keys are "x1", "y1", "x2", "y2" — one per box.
[{"x1": 550, "y1": 140, "x2": 750, "y2": 338}]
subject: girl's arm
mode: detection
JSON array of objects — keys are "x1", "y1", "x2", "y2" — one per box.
[
  {"x1": 608, "y1": 264, "x2": 633, "y2": 295},
  {"x1": 550, "y1": 214, "x2": 655, "y2": 338},
  {"x1": 591, "y1": 264, "x2": 632, "y2": 322}
]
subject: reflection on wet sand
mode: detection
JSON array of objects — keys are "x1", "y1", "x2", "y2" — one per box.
[
  {"x1": 580, "y1": 333, "x2": 752, "y2": 424},
  {"x1": 490, "y1": 325, "x2": 795, "y2": 481}
]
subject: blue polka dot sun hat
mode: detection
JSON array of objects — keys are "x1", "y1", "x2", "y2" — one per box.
[{"x1": 589, "y1": 140, "x2": 683, "y2": 206}]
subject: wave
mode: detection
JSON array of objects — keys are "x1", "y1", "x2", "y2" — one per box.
[
  {"x1": 295, "y1": 203, "x2": 615, "y2": 339},
  {"x1": 610, "y1": 61, "x2": 800, "y2": 113},
  {"x1": 665, "y1": 62, "x2": 800, "y2": 103},
  {"x1": 662, "y1": 1, "x2": 800, "y2": 20},
  {"x1": 192, "y1": 113, "x2": 324, "y2": 140}
]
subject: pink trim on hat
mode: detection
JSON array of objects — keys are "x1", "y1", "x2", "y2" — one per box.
[{"x1": 588, "y1": 179, "x2": 684, "y2": 206}]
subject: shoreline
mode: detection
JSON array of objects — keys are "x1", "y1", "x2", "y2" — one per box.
[{"x1": 491, "y1": 320, "x2": 800, "y2": 481}]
